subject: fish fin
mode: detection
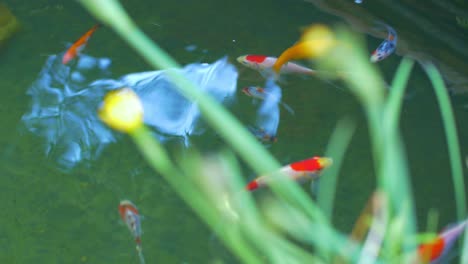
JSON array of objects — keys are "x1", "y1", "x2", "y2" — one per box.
[
  {"x1": 258, "y1": 68, "x2": 277, "y2": 80},
  {"x1": 371, "y1": 21, "x2": 396, "y2": 39},
  {"x1": 280, "y1": 102, "x2": 295, "y2": 115},
  {"x1": 318, "y1": 76, "x2": 346, "y2": 92},
  {"x1": 309, "y1": 179, "x2": 320, "y2": 198}
]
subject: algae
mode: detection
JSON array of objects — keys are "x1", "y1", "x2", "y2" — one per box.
[{"x1": 0, "y1": 3, "x2": 19, "y2": 46}]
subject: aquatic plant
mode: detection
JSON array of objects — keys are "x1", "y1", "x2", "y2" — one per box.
[{"x1": 81, "y1": 0, "x2": 467, "y2": 263}]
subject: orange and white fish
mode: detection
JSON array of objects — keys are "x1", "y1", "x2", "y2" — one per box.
[
  {"x1": 242, "y1": 86, "x2": 294, "y2": 115},
  {"x1": 370, "y1": 24, "x2": 397, "y2": 63},
  {"x1": 62, "y1": 23, "x2": 101, "y2": 64},
  {"x1": 246, "y1": 156, "x2": 332, "y2": 191},
  {"x1": 237, "y1": 54, "x2": 316, "y2": 75},
  {"x1": 119, "y1": 200, "x2": 146, "y2": 264},
  {"x1": 417, "y1": 219, "x2": 468, "y2": 263}
]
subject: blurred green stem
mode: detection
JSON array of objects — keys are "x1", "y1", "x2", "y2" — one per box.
[
  {"x1": 423, "y1": 64, "x2": 466, "y2": 220},
  {"x1": 318, "y1": 117, "x2": 356, "y2": 220},
  {"x1": 79, "y1": 0, "x2": 281, "y2": 176},
  {"x1": 131, "y1": 126, "x2": 262, "y2": 263},
  {"x1": 79, "y1": 0, "x2": 335, "y2": 244}
]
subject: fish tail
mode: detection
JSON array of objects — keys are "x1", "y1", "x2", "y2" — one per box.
[
  {"x1": 280, "y1": 102, "x2": 295, "y2": 115},
  {"x1": 135, "y1": 241, "x2": 145, "y2": 264},
  {"x1": 136, "y1": 245, "x2": 146, "y2": 264},
  {"x1": 273, "y1": 47, "x2": 296, "y2": 73},
  {"x1": 372, "y1": 20, "x2": 396, "y2": 39},
  {"x1": 93, "y1": 23, "x2": 103, "y2": 30}
]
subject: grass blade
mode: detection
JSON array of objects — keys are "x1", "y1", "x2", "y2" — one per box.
[{"x1": 423, "y1": 64, "x2": 466, "y2": 220}]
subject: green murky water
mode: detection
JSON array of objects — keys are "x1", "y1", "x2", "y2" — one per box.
[{"x1": 1, "y1": 0, "x2": 467, "y2": 263}]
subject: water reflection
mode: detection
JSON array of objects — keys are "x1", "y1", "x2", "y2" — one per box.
[
  {"x1": 22, "y1": 54, "x2": 238, "y2": 169},
  {"x1": 21, "y1": 54, "x2": 115, "y2": 169},
  {"x1": 249, "y1": 79, "x2": 282, "y2": 143}
]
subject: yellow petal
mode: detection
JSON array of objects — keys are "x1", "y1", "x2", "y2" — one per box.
[
  {"x1": 300, "y1": 24, "x2": 337, "y2": 58},
  {"x1": 98, "y1": 87, "x2": 144, "y2": 133}
]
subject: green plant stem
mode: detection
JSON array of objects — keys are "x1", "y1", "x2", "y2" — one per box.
[
  {"x1": 423, "y1": 64, "x2": 466, "y2": 220},
  {"x1": 130, "y1": 126, "x2": 262, "y2": 264},
  {"x1": 79, "y1": 1, "x2": 335, "y2": 243},
  {"x1": 79, "y1": 0, "x2": 280, "y2": 176},
  {"x1": 318, "y1": 117, "x2": 356, "y2": 220},
  {"x1": 380, "y1": 58, "x2": 417, "y2": 257},
  {"x1": 386, "y1": 58, "x2": 414, "y2": 129}
]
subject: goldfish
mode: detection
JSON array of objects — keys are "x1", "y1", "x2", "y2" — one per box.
[
  {"x1": 62, "y1": 23, "x2": 101, "y2": 64},
  {"x1": 246, "y1": 156, "x2": 332, "y2": 191},
  {"x1": 119, "y1": 200, "x2": 146, "y2": 264},
  {"x1": 237, "y1": 55, "x2": 316, "y2": 75},
  {"x1": 370, "y1": 24, "x2": 397, "y2": 62},
  {"x1": 242, "y1": 86, "x2": 294, "y2": 115},
  {"x1": 417, "y1": 219, "x2": 468, "y2": 263}
]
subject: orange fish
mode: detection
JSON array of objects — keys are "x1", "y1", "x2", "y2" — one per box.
[
  {"x1": 246, "y1": 156, "x2": 332, "y2": 191},
  {"x1": 62, "y1": 24, "x2": 101, "y2": 64},
  {"x1": 417, "y1": 219, "x2": 467, "y2": 263},
  {"x1": 119, "y1": 200, "x2": 146, "y2": 264}
]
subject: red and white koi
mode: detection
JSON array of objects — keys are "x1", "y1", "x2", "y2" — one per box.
[
  {"x1": 119, "y1": 200, "x2": 146, "y2": 264},
  {"x1": 370, "y1": 24, "x2": 397, "y2": 62},
  {"x1": 237, "y1": 54, "x2": 316, "y2": 75},
  {"x1": 417, "y1": 219, "x2": 468, "y2": 263},
  {"x1": 62, "y1": 23, "x2": 101, "y2": 65},
  {"x1": 246, "y1": 156, "x2": 333, "y2": 191},
  {"x1": 242, "y1": 86, "x2": 294, "y2": 115}
]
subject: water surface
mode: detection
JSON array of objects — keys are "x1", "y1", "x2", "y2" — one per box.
[{"x1": 1, "y1": 0, "x2": 467, "y2": 263}]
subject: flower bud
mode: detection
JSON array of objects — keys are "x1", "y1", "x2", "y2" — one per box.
[{"x1": 98, "y1": 87, "x2": 144, "y2": 133}]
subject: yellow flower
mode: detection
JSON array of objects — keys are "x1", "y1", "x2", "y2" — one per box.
[
  {"x1": 98, "y1": 87, "x2": 144, "y2": 133},
  {"x1": 300, "y1": 24, "x2": 337, "y2": 58}
]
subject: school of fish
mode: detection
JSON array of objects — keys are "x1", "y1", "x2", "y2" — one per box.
[{"x1": 56, "y1": 19, "x2": 466, "y2": 264}]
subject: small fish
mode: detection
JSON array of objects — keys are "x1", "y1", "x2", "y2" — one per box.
[
  {"x1": 248, "y1": 126, "x2": 278, "y2": 143},
  {"x1": 62, "y1": 23, "x2": 101, "y2": 64},
  {"x1": 246, "y1": 156, "x2": 333, "y2": 191},
  {"x1": 417, "y1": 219, "x2": 468, "y2": 263},
  {"x1": 355, "y1": 0, "x2": 363, "y2": 3},
  {"x1": 370, "y1": 24, "x2": 397, "y2": 62},
  {"x1": 242, "y1": 86, "x2": 295, "y2": 115},
  {"x1": 237, "y1": 55, "x2": 316, "y2": 75},
  {"x1": 119, "y1": 200, "x2": 146, "y2": 264}
]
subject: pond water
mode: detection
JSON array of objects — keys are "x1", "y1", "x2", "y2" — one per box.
[{"x1": 1, "y1": 0, "x2": 467, "y2": 263}]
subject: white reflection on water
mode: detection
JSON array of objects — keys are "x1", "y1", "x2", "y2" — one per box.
[
  {"x1": 254, "y1": 79, "x2": 281, "y2": 140},
  {"x1": 21, "y1": 54, "x2": 238, "y2": 169}
]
